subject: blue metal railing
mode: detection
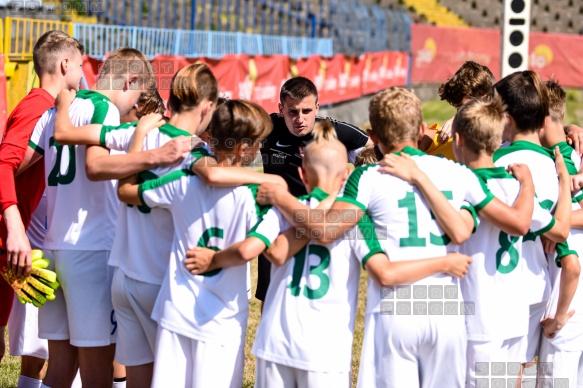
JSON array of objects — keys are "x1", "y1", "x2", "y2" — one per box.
[
  {"x1": 96, "y1": 0, "x2": 329, "y2": 38},
  {"x1": 73, "y1": 23, "x2": 334, "y2": 59}
]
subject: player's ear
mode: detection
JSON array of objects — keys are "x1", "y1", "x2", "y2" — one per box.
[
  {"x1": 60, "y1": 58, "x2": 68, "y2": 75},
  {"x1": 278, "y1": 102, "x2": 284, "y2": 115},
  {"x1": 366, "y1": 129, "x2": 378, "y2": 145},
  {"x1": 200, "y1": 99, "x2": 213, "y2": 118},
  {"x1": 298, "y1": 166, "x2": 309, "y2": 186},
  {"x1": 453, "y1": 131, "x2": 463, "y2": 148},
  {"x1": 418, "y1": 122, "x2": 428, "y2": 142}
]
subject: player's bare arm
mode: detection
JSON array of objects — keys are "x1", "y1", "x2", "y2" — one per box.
[
  {"x1": 541, "y1": 254, "x2": 580, "y2": 338},
  {"x1": 263, "y1": 228, "x2": 309, "y2": 266},
  {"x1": 565, "y1": 124, "x2": 583, "y2": 157},
  {"x1": 478, "y1": 163, "x2": 535, "y2": 236},
  {"x1": 541, "y1": 147, "x2": 572, "y2": 242},
  {"x1": 365, "y1": 252, "x2": 473, "y2": 287},
  {"x1": 85, "y1": 136, "x2": 192, "y2": 181},
  {"x1": 191, "y1": 156, "x2": 287, "y2": 188},
  {"x1": 3, "y1": 205, "x2": 32, "y2": 277},
  {"x1": 185, "y1": 237, "x2": 267, "y2": 275},
  {"x1": 116, "y1": 113, "x2": 167, "y2": 202},
  {"x1": 53, "y1": 89, "x2": 103, "y2": 145},
  {"x1": 378, "y1": 152, "x2": 474, "y2": 244},
  {"x1": 256, "y1": 183, "x2": 364, "y2": 244}
]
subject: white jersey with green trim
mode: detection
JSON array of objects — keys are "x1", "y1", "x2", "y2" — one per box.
[
  {"x1": 337, "y1": 146, "x2": 494, "y2": 315},
  {"x1": 250, "y1": 188, "x2": 383, "y2": 373},
  {"x1": 494, "y1": 140, "x2": 558, "y2": 303},
  {"x1": 461, "y1": 167, "x2": 555, "y2": 341},
  {"x1": 28, "y1": 90, "x2": 120, "y2": 250},
  {"x1": 141, "y1": 173, "x2": 264, "y2": 345},
  {"x1": 100, "y1": 122, "x2": 211, "y2": 285}
]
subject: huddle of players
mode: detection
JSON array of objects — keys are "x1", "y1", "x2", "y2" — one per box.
[{"x1": 2, "y1": 29, "x2": 582, "y2": 388}]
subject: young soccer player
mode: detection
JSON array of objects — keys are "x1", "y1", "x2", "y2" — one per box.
[
  {"x1": 536, "y1": 78, "x2": 583, "y2": 386},
  {"x1": 115, "y1": 100, "x2": 274, "y2": 387},
  {"x1": 493, "y1": 72, "x2": 579, "y2": 378},
  {"x1": 182, "y1": 120, "x2": 474, "y2": 387},
  {"x1": 0, "y1": 30, "x2": 84, "y2": 387},
  {"x1": 381, "y1": 93, "x2": 572, "y2": 387},
  {"x1": 419, "y1": 61, "x2": 496, "y2": 160},
  {"x1": 255, "y1": 87, "x2": 536, "y2": 387},
  {"x1": 20, "y1": 48, "x2": 185, "y2": 388},
  {"x1": 53, "y1": 63, "x2": 284, "y2": 388}
]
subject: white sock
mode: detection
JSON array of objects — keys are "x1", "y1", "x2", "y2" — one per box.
[
  {"x1": 17, "y1": 375, "x2": 42, "y2": 388},
  {"x1": 112, "y1": 380, "x2": 126, "y2": 388}
]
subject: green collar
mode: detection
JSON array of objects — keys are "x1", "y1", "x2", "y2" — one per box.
[
  {"x1": 308, "y1": 187, "x2": 329, "y2": 201},
  {"x1": 158, "y1": 122, "x2": 191, "y2": 138},
  {"x1": 397, "y1": 146, "x2": 426, "y2": 157},
  {"x1": 77, "y1": 89, "x2": 111, "y2": 102},
  {"x1": 494, "y1": 140, "x2": 552, "y2": 161},
  {"x1": 473, "y1": 167, "x2": 514, "y2": 181}
]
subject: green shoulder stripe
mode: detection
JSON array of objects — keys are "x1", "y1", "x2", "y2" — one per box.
[
  {"x1": 138, "y1": 169, "x2": 193, "y2": 209},
  {"x1": 358, "y1": 214, "x2": 384, "y2": 269},
  {"x1": 189, "y1": 147, "x2": 213, "y2": 170},
  {"x1": 473, "y1": 167, "x2": 514, "y2": 181},
  {"x1": 550, "y1": 142, "x2": 578, "y2": 175},
  {"x1": 246, "y1": 184, "x2": 271, "y2": 218},
  {"x1": 28, "y1": 140, "x2": 44, "y2": 155},
  {"x1": 99, "y1": 122, "x2": 136, "y2": 147},
  {"x1": 339, "y1": 164, "x2": 375, "y2": 204},
  {"x1": 494, "y1": 140, "x2": 553, "y2": 162},
  {"x1": 158, "y1": 122, "x2": 190, "y2": 138}
]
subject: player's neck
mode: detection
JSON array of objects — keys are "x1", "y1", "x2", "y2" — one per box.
[
  {"x1": 382, "y1": 140, "x2": 418, "y2": 155},
  {"x1": 169, "y1": 110, "x2": 202, "y2": 135},
  {"x1": 512, "y1": 130, "x2": 541, "y2": 145},
  {"x1": 213, "y1": 150, "x2": 242, "y2": 167},
  {"x1": 539, "y1": 121, "x2": 565, "y2": 148},
  {"x1": 464, "y1": 151, "x2": 496, "y2": 170},
  {"x1": 39, "y1": 76, "x2": 66, "y2": 99},
  {"x1": 306, "y1": 176, "x2": 341, "y2": 196}
]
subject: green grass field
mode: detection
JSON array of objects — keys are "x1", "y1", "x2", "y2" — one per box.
[{"x1": 2, "y1": 96, "x2": 583, "y2": 387}]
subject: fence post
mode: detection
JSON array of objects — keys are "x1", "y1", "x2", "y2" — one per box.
[
  {"x1": 207, "y1": 31, "x2": 213, "y2": 57},
  {"x1": 174, "y1": 29, "x2": 182, "y2": 55},
  {"x1": 131, "y1": 26, "x2": 137, "y2": 48}
]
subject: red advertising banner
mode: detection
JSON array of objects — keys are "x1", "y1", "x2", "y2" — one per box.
[
  {"x1": 361, "y1": 51, "x2": 409, "y2": 95},
  {"x1": 0, "y1": 55, "x2": 7, "y2": 139},
  {"x1": 411, "y1": 24, "x2": 500, "y2": 84},
  {"x1": 81, "y1": 50, "x2": 408, "y2": 114},
  {"x1": 529, "y1": 32, "x2": 583, "y2": 87}
]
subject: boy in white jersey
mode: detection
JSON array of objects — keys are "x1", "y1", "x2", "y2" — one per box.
[
  {"x1": 535, "y1": 79, "x2": 583, "y2": 387},
  {"x1": 21, "y1": 48, "x2": 190, "y2": 388},
  {"x1": 117, "y1": 100, "x2": 275, "y2": 388},
  {"x1": 493, "y1": 72, "x2": 580, "y2": 379},
  {"x1": 183, "y1": 120, "x2": 474, "y2": 387},
  {"x1": 54, "y1": 64, "x2": 285, "y2": 388},
  {"x1": 255, "y1": 87, "x2": 537, "y2": 387},
  {"x1": 383, "y1": 93, "x2": 573, "y2": 387}
]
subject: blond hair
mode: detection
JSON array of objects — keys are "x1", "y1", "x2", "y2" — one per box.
[
  {"x1": 354, "y1": 146, "x2": 378, "y2": 167},
  {"x1": 209, "y1": 100, "x2": 272, "y2": 151},
  {"x1": 545, "y1": 77, "x2": 566, "y2": 124},
  {"x1": 135, "y1": 89, "x2": 166, "y2": 119},
  {"x1": 452, "y1": 92, "x2": 506, "y2": 154},
  {"x1": 167, "y1": 63, "x2": 218, "y2": 114},
  {"x1": 97, "y1": 48, "x2": 154, "y2": 89},
  {"x1": 369, "y1": 87, "x2": 423, "y2": 148},
  {"x1": 33, "y1": 30, "x2": 84, "y2": 76}
]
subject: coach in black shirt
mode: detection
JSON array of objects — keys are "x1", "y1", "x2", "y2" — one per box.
[{"x1": 256, "y1": 77, "x2": 371, "y2": 301}]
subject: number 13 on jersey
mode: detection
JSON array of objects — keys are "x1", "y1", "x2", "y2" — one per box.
[{"x1": 288, "y1": 245, "x2": 331, "y2": 300}]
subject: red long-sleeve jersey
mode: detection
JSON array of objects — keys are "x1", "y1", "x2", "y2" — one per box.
[{"x1": 0, "y1": 88, "x2": 54, "y2": 241}]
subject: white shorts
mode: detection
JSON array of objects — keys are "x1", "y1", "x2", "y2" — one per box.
[
  {"x1": 466, "y1": 336, "x2": 524, "y2": 388},
  {"x1": 255, "y1": 358, "x2": 349, "y2": 388},
  {"x1": 152, "y1": 327, "x2": 244, "y2": 388},
  {"x1": 111, "y1": 268, "x2": 159, "y2": 366},
  {"x1": 8, "y1": 294, "x2": 48, "y2": 359},
  {"x1": 357, "y1": 312, "x2": 466, "y2": 388},
  {"x1": 38, "y1": 250, "x2": 116, "y2": 347},
  {"x1": 517, "y1": 301, "x2": 547, "y2": 363},
  {"x1": 538, "y1": 335, "x2": 583, "y2": 388}
]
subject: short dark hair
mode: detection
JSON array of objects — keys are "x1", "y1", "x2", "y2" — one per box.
[
  {"x1": 438, "y1": 61, "x2": 495, "y2": 107},
  {"x1": 280, "y1": 76, "x2": 318, "y2": 103},
  {"x1": 494, "y1": 70, "x2": 549, "y2": 133}
]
